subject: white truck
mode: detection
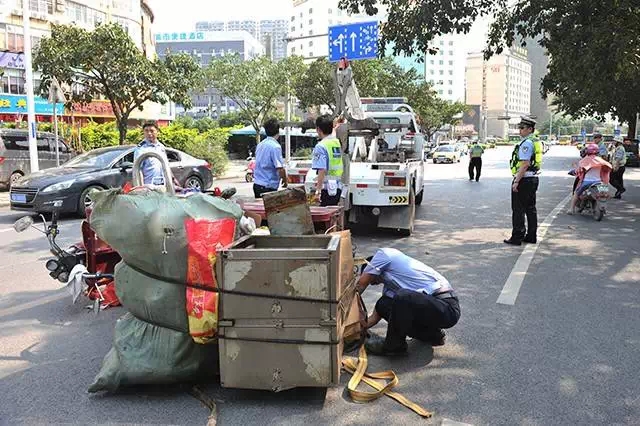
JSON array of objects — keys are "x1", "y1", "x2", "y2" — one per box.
[{"x1": 287, "y1": 97, "x2": 425, "y2": 235}]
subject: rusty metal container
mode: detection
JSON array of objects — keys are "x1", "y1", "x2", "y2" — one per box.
[{"x1": 216, "y1": 235, "x2": 354, "y2": 391}]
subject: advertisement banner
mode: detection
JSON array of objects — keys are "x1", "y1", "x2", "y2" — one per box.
[{"x1": 0, "y1": 94, "x2": 54, "y2": 115}]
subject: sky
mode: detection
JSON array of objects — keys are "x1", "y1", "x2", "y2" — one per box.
[{"x1": 150, "y1": 0, "x2": 292, "y2": 32}]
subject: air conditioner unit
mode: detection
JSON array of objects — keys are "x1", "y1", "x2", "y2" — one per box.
[{"x1": 55, "y1": 0, "x2": 66, "y2": 13}]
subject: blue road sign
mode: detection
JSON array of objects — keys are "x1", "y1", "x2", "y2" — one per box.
[
  {"x1": 614, "y1": 128, "x2": 621, "y2": 136},
  {"x1": 328, "y1": 21, "x2": 378, "y2": 62},
  {"x1": 581, "y1": 128, "x2": 586, "y2": 137}
]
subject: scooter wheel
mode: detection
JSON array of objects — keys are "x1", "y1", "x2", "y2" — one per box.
[{"x1": 245, "y1": 173, "x2": 253, "y2": 183}]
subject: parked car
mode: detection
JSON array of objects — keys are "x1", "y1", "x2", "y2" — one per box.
[
  {"x1": 10, "y1": 145, "x2": 213, "y2": 217},
  {"x1": 432, "y1": 145, "x2": 460, "y2": 164},
  {"x1": 0, "y1": 128, "x2": 75, "y2": 189},
  {"x1": 623, "y1": 139, "x2": 639, "y2": 167}
]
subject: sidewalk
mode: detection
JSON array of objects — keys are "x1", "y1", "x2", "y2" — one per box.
[{"x1": 0, "y1": 191, "x2": 7, "y2": 208}]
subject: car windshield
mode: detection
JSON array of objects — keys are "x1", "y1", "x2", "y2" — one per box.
[
  {"x1": 64, "y1": 148, "x2": 128, "y2": 168},
  {"x1": 436, "y1": 146, "x2": 455, "y2": 152}
]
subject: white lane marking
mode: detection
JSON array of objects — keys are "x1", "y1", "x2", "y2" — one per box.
[
  {"x1": 0, "y1": 227, "x2": 15, "y2": 233},
  {"x1": 497, "y1": 194, "x2": 571, "y2": 305},
  {"x1": 0, "y1": 292, "x2": 67, "y2": 318}
]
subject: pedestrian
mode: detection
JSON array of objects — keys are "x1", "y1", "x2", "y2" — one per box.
[
  {"x1": 504, "y1": 116, "x2": 542, "y2": 246},
  {"x1": 312, "y1": 114, "x2": 344, "y2": 206},
  {"x1": 134, "y1": 121, "x2": 178, "y2": 189},
  {"x1": 357, "y1": 248, "x2": 460, "y2": 356},
  {"x1": 610, "y1": 137, "x2": 627, "y2": 199},
  {"x1": 252, "y1": 118, "x2": 287, "y2": 199},
  {"x1": 594, "y1": 133, "x2": 608, "y2": 161},
  {"x1": 468, "y1": 140, "x2": 484, "y2": 181}
]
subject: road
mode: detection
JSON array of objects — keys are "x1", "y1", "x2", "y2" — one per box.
[{"x1": 0, "y1": 146, "x2": 638, "y2": 425}]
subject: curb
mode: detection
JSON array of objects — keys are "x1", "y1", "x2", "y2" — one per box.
[
  {"x1": 0, "y1": 201, "x2": 9, "y2": 208},
  {"x1": 212, "y1": 174, "x2": 245, "y2": 182}
]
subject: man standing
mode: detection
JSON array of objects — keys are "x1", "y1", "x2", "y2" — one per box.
[
  {"x1": 594, "y1": 133, "x2": 608, "y2": 160},
  {"x1": 610, "y1": 137, "x2": 627, "y2": 199},
  {"x1": 134, "y1": 122, "x2": 172, "y2": 187},
  {"x1": 468, "y1": 140, "x2": 485, "y2": 182},
  {"x1": 357, "y1": 248, "x2": 461, "y2": 356},
  {"x1": 253, "y1": 118, "x2": 287, "y2": 198},
  {"x1": 312, "y1": 114, "x2": 344, "y2": 206},
  {"x1": 504, "y1": 116, "x2": 542, "y2": 246}
]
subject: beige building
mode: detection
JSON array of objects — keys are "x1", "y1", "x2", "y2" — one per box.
[{"x1": 466, "y1": 47, "x2": 532, "y2": 139}]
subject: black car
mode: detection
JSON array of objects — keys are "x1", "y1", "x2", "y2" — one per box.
[
  {"x1": 9, "y1": 145, "x2": 214, "y2": 216},
  {"x1": 623, "y1": 139, "x2": 639, "y2": 167}
]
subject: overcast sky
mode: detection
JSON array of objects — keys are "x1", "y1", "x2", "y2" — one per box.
[{"x1": 150, "y1": 0, "x2": 292, "y2": 32}]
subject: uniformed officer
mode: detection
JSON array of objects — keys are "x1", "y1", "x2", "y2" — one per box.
[
  {"x1": 356, "y1": 248, "x2": 461, "y2": 356},
  {"x1": 312, "y1": 114, "x2": 344, "y2": 206},
  {"x1": 134, "y1": 122, "x2": 172, "y2": 187},
  {"x1": 610, "y1": 137, "x2": 627, "y2": 198},
  {"x1": 468, "y1": 140, "x2": 485, "y2": 182},
  {"x1": 504, "y1": 116, "x2": 542, "y2": 246}
]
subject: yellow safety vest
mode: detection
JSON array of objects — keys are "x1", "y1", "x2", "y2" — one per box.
[
  {"x1": 510, "y1": 138, "x2": 542, "y2": 175},
  {"x1": 319, "y1": 138, "x2": 344, "y2": 178},
  {"x1": 471, "y1": 145, "x2": 484, "y2": 158}
]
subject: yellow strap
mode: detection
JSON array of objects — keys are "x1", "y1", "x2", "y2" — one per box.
[{"x1": 342, "y1": 345, "x2": 433, "y2": 418}]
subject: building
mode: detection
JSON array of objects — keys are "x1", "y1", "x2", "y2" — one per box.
[
  {"x1": 522, "y1": 36, "x2": 551, "y2": 125},
  {"x1": 156, "y1": 30, "x2": 265, "y2": 115},
  {"x1": 424, "y1": 34, "x2": 467, "y2": 103},
  {"x1": 195, "y1": 19, "x2": 288, "y2": 60},
  {"x1": 288, "y1": 0, "x2": 377, "y2": 59},
  {"x1": 466, "y1": 47, "x2": 532, "y2": 139},
  {"x1": 0, "y1": 0, "x2": 169, "y2": 124}
]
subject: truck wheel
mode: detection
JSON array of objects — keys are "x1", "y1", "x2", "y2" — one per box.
[
  {"x1": 415, "y1": 188, "x2": 424, "y2": 206},
  {"x1": 399, "y1": 187, "x2": 416, "y2": 236}
]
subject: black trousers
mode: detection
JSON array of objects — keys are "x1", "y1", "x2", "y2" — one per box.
[
  {"x1": 253, "y1": 183, "x2": 277, "y2": 199},
  {"x1": 611, "y1": 167, "x2": 626, "y2": 193},
  {"x1": 469, "y1": 157, "x2": 482, "y2": 181},
  {"x1": 375, "y1": 289, "x2": 461, "y2": 347},
  {"x1": 320, "y1": 188, "x2": 341, "y2": 206},
  {"x1": 511, "y1": 177, "x2": 539, "y2": 241}
]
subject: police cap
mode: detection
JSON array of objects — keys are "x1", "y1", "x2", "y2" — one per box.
[{"x1": 518, "y1": 116, "x2": 536, "y2": 128}]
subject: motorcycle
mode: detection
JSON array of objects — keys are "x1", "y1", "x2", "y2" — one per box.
[
  {"x1": 245, "y1": 157, "x2": 256, "y2": 183},
  {"x1": 576, "y1": 182, "x2": 611, "y2": 221}
]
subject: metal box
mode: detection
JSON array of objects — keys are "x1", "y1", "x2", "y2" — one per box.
[{"x1": 216, "y1": 235, "x2": 354, "y2": 391}]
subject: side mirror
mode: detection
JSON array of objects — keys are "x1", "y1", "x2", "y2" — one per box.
[
  {"x1": 13, "y1": 216, "x2": 34, "y2": 233},
  {"x1": 120, "y1": 161, "x2": 133, "y2": 171}
]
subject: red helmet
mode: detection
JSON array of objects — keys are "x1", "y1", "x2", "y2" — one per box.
[{"x1": 585, "y1": 143, "x2": 599, "y2": 155}]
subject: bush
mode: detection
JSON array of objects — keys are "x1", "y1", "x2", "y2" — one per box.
[
  {"x1": 80, "y1": 121, "x2": 119, "y2": 150},
  {"x1": 183, "y1": 128, "x2": 230, "y2": 176},
  {"x1": 293, "y1": 147, "x2": 313, "y2": 159}
]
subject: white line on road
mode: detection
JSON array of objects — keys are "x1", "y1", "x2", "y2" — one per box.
[
  {"x1": 0, "y1": 227, "x2": 15, "y2": 233},
  {"x1": 0, "y1": 292, "x2": 67, "y2": 318},
  {"x1": 497, "y1": 194, "x2": 571, "y2": 305}
]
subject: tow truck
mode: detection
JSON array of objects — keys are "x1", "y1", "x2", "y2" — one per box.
[{"x1": 287, "y1": 59, "x2": 425, "y2": 235}]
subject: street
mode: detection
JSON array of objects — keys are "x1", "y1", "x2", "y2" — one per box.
[{"x1": 1, "y1": 145, "x2": 639, "y2": 425}]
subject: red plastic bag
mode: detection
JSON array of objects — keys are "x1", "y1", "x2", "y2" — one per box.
[{"x1": 184, "y1": 217, "x2": 236, "y2": 344}]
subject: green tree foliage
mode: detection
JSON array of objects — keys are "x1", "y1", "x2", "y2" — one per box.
[
  {"x1": 340, "y1": 0, "x2": 640, "y2": 136},
  {"x1": 34, "y1": 24, "x2": 203, "y2": 144},
  {"x1": 207, "y1": 55, "x2": 306, "y2": 142}
]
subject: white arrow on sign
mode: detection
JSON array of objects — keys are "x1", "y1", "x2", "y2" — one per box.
[
  {"x1": 332, "y1": 33, "x2": 345, "y2": 53},
  {"x1": 350, "y1": 32, "x2": 357, "y2": 51}
]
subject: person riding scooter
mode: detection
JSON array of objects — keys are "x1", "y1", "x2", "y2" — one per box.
[{"x1": 568, "y1": 143, "x2": 612, "y2": 214}]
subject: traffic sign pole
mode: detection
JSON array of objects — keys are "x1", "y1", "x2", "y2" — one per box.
[{"x1": 23, "y1": 0, "x2": 39, "y2": 172}]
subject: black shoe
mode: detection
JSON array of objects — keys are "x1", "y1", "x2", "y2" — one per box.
[
  {"x1": 412, "y1": 330, "x2": 446, "y2": 347},
  {"x1": 504, "y1": 238, "x2": 522, "y2": 246},
  {"x1": 614, "y1": 194, "x2": 622, "y2": 199},
  {"x1": 469, "y1": 178, "x2": 473, "y2": 181},
  {"x1": 364, "y1": 335, "x2": 408, "y2": 356},
  {"x1": 522, "y1": 236, "x2": 537, "y2": 244},
  {"x1": 476, "y1": 179, "x2": 479, "y2": 182}
]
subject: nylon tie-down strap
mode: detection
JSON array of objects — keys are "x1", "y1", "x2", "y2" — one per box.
[{"x1": 342, "y1": 345, "x2": 433, "y2": 418}]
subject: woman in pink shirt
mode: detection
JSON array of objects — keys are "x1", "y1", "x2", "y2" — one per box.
[{"x1": 569, "y1": 144, "x2": 612, "y2": 214}]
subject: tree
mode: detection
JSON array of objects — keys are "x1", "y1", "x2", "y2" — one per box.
[
  {"x1": 295, "y1": 58, "x2": 334, "y2": 113},
  {"x1": 34, "y1": 24, "x2": 203, "y2": 144},
  {"x1": 206, "y1": 55, "x2": 306, "y2": 142},
  {"x1": 485, "y1": 0, "x2": 640, "y2": 137},
  {"x1": 340, "y1": 0, "x2": 640, "y2": 137},
  {"x1": 407, "y1": 83, "x2": 468, "y2": 141}
]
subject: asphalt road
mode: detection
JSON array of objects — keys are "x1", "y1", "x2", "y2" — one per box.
[{"x1": 0, "y1": 146, "x2": 638, "y2": 425}]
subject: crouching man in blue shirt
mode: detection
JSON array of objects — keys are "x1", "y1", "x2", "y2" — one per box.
[{"x1": 357, "y1": 248, "x2": 461, "y2": 356}]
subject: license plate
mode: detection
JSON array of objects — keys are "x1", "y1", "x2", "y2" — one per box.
[{"x1": 11, "y1": 193, "x2": 27, "y2": 203}]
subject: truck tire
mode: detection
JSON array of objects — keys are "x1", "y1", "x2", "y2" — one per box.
[{"x1": 415, "y1": 188, "x2": 424, "y2": 206}]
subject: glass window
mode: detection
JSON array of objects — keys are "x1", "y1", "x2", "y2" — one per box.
[
  {"x1": 37, "y1": 137, "x2": 50, "y2": 151},
  {"x1": 309, "y1": 40, "x2": 313, "y2": 46},
  {"x1": 309, "y1": 8, "x2": 312, "y2": 13},
  {"x1": 328, "y1": 8, "x2": 332, "y2": 14},
  {"x1": 309, "y1": 19, "x2": 313, "y2": 24}
]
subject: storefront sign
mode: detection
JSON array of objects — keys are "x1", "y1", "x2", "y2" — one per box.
[
  {"x1": 70, "y1": 101, "x2": 115, "y2": 117},
  {"x1": 0, "y1": 94, "x2": 54, "y2": 115},
  {"x1": 155, "y1": 31, "x2": 205, "y2": 42},
  {"x1": 0, "y1": 51, "x2": 25, "y2": 69}
]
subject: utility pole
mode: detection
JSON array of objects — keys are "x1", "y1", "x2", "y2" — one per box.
[
  {"x1": 23, "y1": 0, "x2": 39, "y2": 172},
  {"x1": 481, "y1": 60, "x2": 487, "y2": 142}
]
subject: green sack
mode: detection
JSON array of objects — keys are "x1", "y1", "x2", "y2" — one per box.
[
  {"x1": 114, "y1": 261, "x2": 188, "y2": 333},
  {"x1": 88, "y1": 313, "x2": 219, "y2": 393},
  {"x1": 90, "y1": 189, "x2": 243, "y2": 281}
]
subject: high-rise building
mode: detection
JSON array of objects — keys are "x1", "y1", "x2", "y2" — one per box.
[
  {"x1": 156, "y1": 30, "x2": 265, "y2": 115},
  {"x1": 423, "y1": 34, "x2": 466, "y2": 103},
  {"x1": 522, "y1": 37, "x2": 551, "y2": 124},
  {"x1": 195, "y1": 19, "x2": 288, "y2": 60},
  {"x1": 466, "y1": 47, "x2": 532, "y2": 139}
]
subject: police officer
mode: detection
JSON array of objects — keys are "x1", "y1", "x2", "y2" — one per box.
[
  {"x1": 356, "y1": 248, "x2": 460, "y2": 356},
  {"x1": 468, "y1": 140, "x2": 485, "y2": 181},
  {"x1": 611, "y1": 137, "x2": 627, "y2": 198},
  {"x1": 312, "y1": 114, "x2": 344, "y2": 206},
  {"x1": 504, "y1": 116, "x2": 542, "y2": 246}
]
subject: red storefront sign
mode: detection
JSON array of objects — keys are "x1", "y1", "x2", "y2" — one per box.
[{"x1": 69, "y1": 101, "x2": 115, "y2": 117}]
